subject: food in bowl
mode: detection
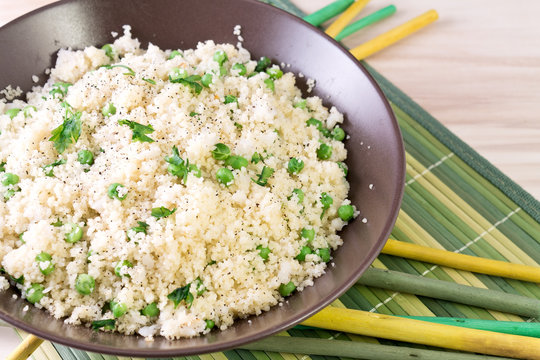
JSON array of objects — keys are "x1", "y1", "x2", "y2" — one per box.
[{"x1": 0, "y1": 26, "x2": 357, "y2": 339}]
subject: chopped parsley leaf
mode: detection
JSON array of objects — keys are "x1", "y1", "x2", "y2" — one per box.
[
  {"x1": 49, "y1": 110, "x2": 82, "y2": 154},
  {"x1": 118, "y1": 119, "x2": 155, "y2": 143},
  {"x1": 42, "y1": 159, "x2": 66, "y2": 177}
]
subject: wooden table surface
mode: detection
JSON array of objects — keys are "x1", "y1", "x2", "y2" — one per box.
[{"x1": 0, "y1": 1, "x2": 539, "y2": 357}]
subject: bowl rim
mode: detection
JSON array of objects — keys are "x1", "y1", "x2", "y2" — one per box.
[{"x1": 0, "y1": 0, "x2": 405, "y2": 356}]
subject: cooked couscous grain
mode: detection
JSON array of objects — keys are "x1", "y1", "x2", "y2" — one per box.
[{"x1": 0, "y1": 25, "x2": 356, "y2": 339}]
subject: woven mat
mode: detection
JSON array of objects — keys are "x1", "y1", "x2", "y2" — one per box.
[{"x1": 14, "y1": 1, "x2": 540, "y2": 359}]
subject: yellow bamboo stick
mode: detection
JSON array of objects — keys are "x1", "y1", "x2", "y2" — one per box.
[
  {"x1": 303, "y1": 307, "x2": 540, "y2": 359},
  {"x1": 350, "y1": 9, "x2": 438, "y2": 59},
  {"x1": 6, "y1": 334, "x2": 43, "y2": 360},
  {"x1": 382, "y1": 239, "x2": 540, "y2": 283},
  {"x1": 325, "y1": 0, "x2": 370, "y2": 38}
]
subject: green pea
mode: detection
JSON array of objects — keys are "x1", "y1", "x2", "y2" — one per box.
[
  {"x1": 213, "y1": 50, "x2": 228, "y2": 65},
  {"x1": 168, "y1": 50, "x2": 182, "y2": 60},
  {"x1": 5, "y1": 108, "x2": 21, "y2": 120},
  {"x1": 301, "y1": 228, "x2": 315, "y2": 242},
  {"x1": 287, "y1": 158, "x2": 304, "y2": 174},
  {"x1": 19, "y1": 232, "x2": 25, "y2": 244},
  {"x1": 2, "y1": 173, "x2": 19, "y2": 186},
  {"x1": 26, "y1": 283, "x2": 44, "y2": 304},
  {"x1": 255, "y1": 56, "x2": 271, "y2": 72},
  {"x1": 306, "y1": 118, "x2": 322, "y2": 128},
  {"x1": 232, "y1": 63, "x2": 247, "y2": 76},
  {"x1": 77, "y1": 150, "x2": 94, "y2": 165},
  {"x1": 75, "y1": 274, "x2": 95, "y2": 295},
  {"x1": 266, "y1": 67, "x2": 283, "y2": 79},
  {"x1": 211, "y1": 143, "x2": 231, "y2": 160},
  {"x1": 264, "y1": 78, "x2": 274, "y2": 92},
  {"x1": 101, "y1": 44, "x2": 115, "y2": 60},
  {"x1": 279, "y1": 281, "x2": 296, "y2": 297},
  {"x1": 35, "y1": 252, "x2": 55, "y2": 275},
  {"x1": 295, "y1": 246, "x2": 312, "y2": 261},
  {"x1": 169, "y1": 67, "x2": 188, "y2": 82},
  {"x1": 101, "y1": 103, "x2": 116, "y2": 117},
  {"x1": 4, "y1": 189, "x2": 16, "y2": 200},
  {"x1": 293, "y1": 99, "x2": 306, "y2": 109},
  {"x1": 224, "y1": 95, "x2": 238, "y2": 104},
  {"x1": 110, "y1": 301, "x2": 128, "y2": 318},
  {"x1": 289, "y1": 188, "x2": 304, "y2": 203},
  {"x1": 307, "y1": 118, "x2": 331, "y2": 137},
  {"x1": 332, "y1": 126, "x2": 346, "y2": 141},
  {"x1": 316, "y1": 143, "x2": 332, "y2": 160},
  {"x1": 201, "y1": 73, "x2": 213, "y2": 87},
  {"x1": 114, "y1": 260, "x2": 133, "y2": 277},
  {"x1": 320, "y1": 192, "x2": 333, "y2": 209},
  {"x1": 216, "y1": 167, "x2": 234, "y2": 187},
  {"x1": 65, "y1": 223, "x2": 83, "y2": 243},
  {"x1": 225, "y1": 155, "x2": 248, "y2": 170},
  {"x1": 256, "y1": 245, "x2": 271, "y2": 260},
  {"x1": 338, "y1": 204, "x2": 354, "y2": 221},
  {"x1": 141, "y1": 302, "x2": 160, "y2": 317},
  {"x1": 338, "y1": 162, "x2": 348, "y2": 176},
  {"x1": 317, "y1": 248, "x2": 331, "y2": 263},
  {"x1": 205, "y1": 319, "x2": 215, "y2": 329},
  {"x1": 107, "y1": 183, "x2": 128, "y2": 200}
]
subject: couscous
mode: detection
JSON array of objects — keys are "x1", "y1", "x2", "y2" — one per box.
[{"x1": 0, "y1": 26, "x2": 356, "y2": 339}]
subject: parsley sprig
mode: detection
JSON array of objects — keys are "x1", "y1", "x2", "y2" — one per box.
[
  {"x1": 164, "y1": 146, "x2": 200, "y2": 183},
  {"x1": 49, "y1": 102, "x2": 82, "y2": 154},
  {"x1": 49, "y1": 82, "x2": 72, "y2": 100},
  {"x1": 91, "y1": 319, "x2": 116, "y2": 331},
  {"x1": 101, "y1": 64, "x2": 136, "y2": 76},
  {"x1": 151, "y1": 206, "x2": 176, "y2": 219},
  {"x1": 167, "y1": 284, "x2": 194, "y2": 309},
  {"x1": 169, "y1": 74, "x2": 203, "y2": 94},
  {"x1": 131, "y1": 221, "x2": 149, "y2": 235},
  {"x1": 42, "y1": 159, "x2": 66, "y2": 177},
  {"x1": 252, "y1": 166, "x2": 274, "y2": 186},
  {"x1": 118, "y1": 119, "x2": 155, "y2": 143}
]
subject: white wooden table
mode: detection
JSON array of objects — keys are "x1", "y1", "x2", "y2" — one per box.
[{"x1": 1, "y1": 0, "x2": 539, "y2": 357}]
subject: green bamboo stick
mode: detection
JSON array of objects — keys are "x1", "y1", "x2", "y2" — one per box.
[
  {"x1": 335, "y1": 5, "x2": 397, "y2": 41},
  {"x1": 358, "y1": 268, "x2": 540, "y2": 318},
  {"x1": 403, "y1": 317, "x2": 540, "y2": 337},
  {"x1": 302, "y1": 0, "x2": 354, "y2": 26},
  {"x1": 239, "y1": 336, "x2": 512, "y2": 360},
  {"x1": 297, "y1": 318, "x2": 540, "y2": 338}
]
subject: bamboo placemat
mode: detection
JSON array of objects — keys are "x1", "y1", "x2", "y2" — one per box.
[{"x1": 11, "y1": 1, "x2": 540, "y2": 359}]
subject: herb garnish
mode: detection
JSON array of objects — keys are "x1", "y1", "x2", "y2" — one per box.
[
  {"x1": 167, "y1": 284, "x2": 194, "y2": 309},
  {"x1": 131, "y1": 221, "x2": 149, "y2": 235},
  {"x1": 91, "y1": 319, "x2": 116, "y2": 331},
  {"x1": 101, "y1": 64, "x2": 136, "y2": 76},
  {"x1": 49, "y1": 82, "x2": 72, "y2": 100},
  {"x1": 42, "y1": 159, "x2": 67, "y2": 177},
  {"x1": 151, "y1": 206, "x2": 176, "y2": 219},
  {"x1": 169, "y1": 74, "x2": 203, "y2": 95},
  {"x1": 165, "y1": 146, "x2": 200, "y2": 183},
  {"x1": 117, "y1": 119, "x2": 155, "y2": 143},
  {"x1": 49, "y1": 103, "x2": 82, "y2": 154},
  {"x1": 252, "y1": 166, "x2": 274, "y2": 186}
]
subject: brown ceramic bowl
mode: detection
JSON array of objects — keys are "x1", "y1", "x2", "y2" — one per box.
[{"x1": 0, "y1": 0, "x2": 405, "y2": 356}]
